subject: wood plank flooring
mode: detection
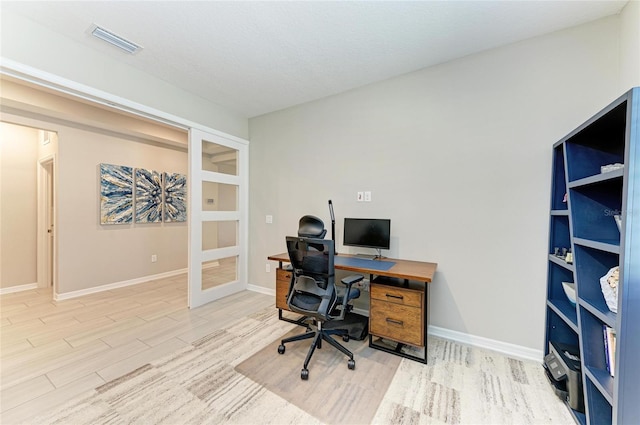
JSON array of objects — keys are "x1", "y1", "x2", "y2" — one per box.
[
  {"x1": 0, "y1": 274, "x2": 274, "y2": 424},
  {"x1": 2, "y1": 275, "x2": 574, "y2": 425}
]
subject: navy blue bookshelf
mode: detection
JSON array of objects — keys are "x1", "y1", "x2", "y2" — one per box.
[{"x1": 545, "y1": 87, "x2": 639, "y2": 425}]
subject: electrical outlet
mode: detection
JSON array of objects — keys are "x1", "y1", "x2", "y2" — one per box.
[
  {"x1": 266, "y1": 215, "x2": 273, "y2": 224},
  {"x1": 151, "y1": 254, "x2": 157, "y2": 263},
  {"x1": 265, "y1": 263, "x2": 271, "y2": 273},
  {"x1": 357, "y1": 192, "x2": 364, "y2": 202},
  {"x1": 364, "y1": 191, "x2": 372, "y2": 202}
]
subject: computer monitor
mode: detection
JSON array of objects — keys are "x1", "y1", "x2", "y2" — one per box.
[{"x1": 343, "y1": 218, "x2": 391, "y2": 252}]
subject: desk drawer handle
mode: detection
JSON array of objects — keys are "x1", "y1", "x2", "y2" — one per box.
[
  {"x1": 386, "y1": 318, "x2": 404, "y2": 326},
  {"x1": 385, "y1": 294, "x2": 404, "y2": 300}
]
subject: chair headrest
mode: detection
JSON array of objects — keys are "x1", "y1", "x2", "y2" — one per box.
[{"x1": 298, "y1": 215, "x2": 327, "y2": 238}]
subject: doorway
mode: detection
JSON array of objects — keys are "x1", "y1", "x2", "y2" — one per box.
[
  {"x1": 0, "y1": 122, "x2": 55, "y2": 294},
  {"x1": 38, "y1": 152, "x2": 56, "y2": 291},
  {"x1": 1, "y1": 67, "x2": 249, "y2": 308}
]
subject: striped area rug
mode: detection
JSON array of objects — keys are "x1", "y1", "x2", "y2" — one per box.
[{"x1": 30, "y1": 307, "x2": 574, "y2": 425}]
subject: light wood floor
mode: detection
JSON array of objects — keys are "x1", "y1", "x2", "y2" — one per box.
[{"x1": 0, "y1": 274, "x2": 274, "y2": 424}]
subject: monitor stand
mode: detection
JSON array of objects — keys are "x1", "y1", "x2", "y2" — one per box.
[{"x1": 356, "y1": 249, "x2": 387, "y2": 260}]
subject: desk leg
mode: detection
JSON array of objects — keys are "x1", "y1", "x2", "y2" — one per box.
[
  {"x1": 368, "y1": 335, "x2": 428, "y2": 364},
  {"x1": 425, "y1": 283, "x2": 430, "y2": 359}
]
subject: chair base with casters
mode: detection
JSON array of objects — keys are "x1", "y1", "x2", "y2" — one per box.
[
  {"x1": 278, "y1": 319, "x2": 356, "y2": 380},
  {"x1": 277, "y1": 268, "x2": 363, "y2": 380}
]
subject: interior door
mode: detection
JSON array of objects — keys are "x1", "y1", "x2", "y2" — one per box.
[
  {"x1": 45, "y1": 160, "x2": 54, "y2": 286},
  {"x1": 37, "y1": 154, "x2": 56, "y2": 291},
  {"x1": 188, "y1": 128, "x2": 248, "y2": 308}
]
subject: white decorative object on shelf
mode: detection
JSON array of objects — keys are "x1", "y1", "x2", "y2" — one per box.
[
  {"x1": 562, "y1": 282, "x2": 577, "y2": 305},
  {"x1": 601, "y1": 163, "x2": 624, "y2": 173},
  {"x1": 600, "y1": 266, "x2": 619, "y2": 313},
  {"x1": 614, "y1": 215, "x2": 622, "y2": 232}
]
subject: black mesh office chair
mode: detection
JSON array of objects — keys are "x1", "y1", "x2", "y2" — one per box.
[
  {"x1": 284, "y1": 215, "x2": 329, "y2": 330},
  {"x1": 278, "y1": 216, "x2": 363, "y2": 380}
]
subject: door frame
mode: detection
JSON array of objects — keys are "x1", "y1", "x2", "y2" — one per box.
[
  {"x1": 1, "y1": 59, "x2": 250, "y2": 306},
  {"x1": 37, "y1": 154, "x2": 56, "y2": 291}
]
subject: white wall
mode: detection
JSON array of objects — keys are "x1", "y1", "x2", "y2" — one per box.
[
  {"x1": 619, "y1": 0, "x2": 640, "y2": 90},
  {"x1": 248, "y1": 16, "x2": 625, "y2": 351},
  {"x1": 56, "y1": 125, "x2": 188, "y2": 294},
  {"x1": 0, "y1": 8, "x2": 249, "y2": 139},
  {"x1": 0, "y1": 123, "x2": 38, "y2": 288}
]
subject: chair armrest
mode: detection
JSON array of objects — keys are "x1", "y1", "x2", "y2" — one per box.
[
  {"x1": 341, "y1": 274, "x2": 364, "y2": 286},
  {"x1": 331, "y1": 274, "x2": 364, "y2": 320}
]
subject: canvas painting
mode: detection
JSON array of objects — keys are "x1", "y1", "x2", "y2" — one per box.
[
  {"x1": 100, "y1": 163, "x2": 133, "y2": 224},
  {"x1": 164, "y1": 172, "x2": 187, "y2": 222},
  {"x1": 135, "y1": 168, "x2": 163, "y2": 223}
]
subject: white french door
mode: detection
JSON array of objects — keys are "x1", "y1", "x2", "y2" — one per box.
[{"x1": 188, "y1": 128, "x2": 248, "y2": 308}]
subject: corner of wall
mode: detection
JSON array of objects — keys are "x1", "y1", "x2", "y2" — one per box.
[{"x1": 619, "y1": 0, "x2": 640, "y2": 90}]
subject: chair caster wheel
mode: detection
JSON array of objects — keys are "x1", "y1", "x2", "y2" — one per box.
[
  {"x1": 301, "y1": 368, "x2": 309, "y2": 380},
  {"x1": 277, "y1": 344, "x2": 285, "y2": 354},
  {"x1": 342, "y1": 335, "x2": 350, "y2": 342},
  {"x1": 348, "y1": 359, "x2": 355, "y2": 370}
]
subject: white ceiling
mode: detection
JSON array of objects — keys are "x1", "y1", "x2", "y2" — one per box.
[{"x1": 2, "y1": 1, "x2": 628, "y2": 118}]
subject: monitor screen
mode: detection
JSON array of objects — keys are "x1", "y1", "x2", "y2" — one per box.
[{"x1": 343, "y1": 218, "x2": 391, "y2": 250}]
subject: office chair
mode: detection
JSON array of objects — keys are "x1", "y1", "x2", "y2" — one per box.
[
  {"x1": 278, "y1": 217, "x2": 363, "y2": 380},
  {"x1": 284, "y1": 215, "x2": 330, "y2": 330}
]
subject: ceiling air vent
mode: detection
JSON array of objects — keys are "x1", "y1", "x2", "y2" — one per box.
[{"x1": 89, "y1": 24, "x2": 142, "y2": 54}]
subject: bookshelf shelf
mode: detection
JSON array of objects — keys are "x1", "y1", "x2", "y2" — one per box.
[
  {"x1": 573, "y1": 238, "x2": 619, "y2": 255},
  {"x1": 548, "y1": 254, "x2": 575, "y2": 271},
  {"x1": 584, "y1": 366, "x2": 614, "y2": 405},
  {"x1": 567, "y1": 168, "x2": 624, "y2": 189},
  {"x1": 579, "y1": 297, "x2": 616, "y2": 328},
  {"x1": 544, "y1": 87, "x2": 639, "y2": 425},
  {"x1": 547, "y1": 299, "x2": 578, "y2": 332}
]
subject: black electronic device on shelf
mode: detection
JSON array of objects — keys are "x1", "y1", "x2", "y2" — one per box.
[{"x1": 544, "y1": 341, "x2": 584, "y2": 413}]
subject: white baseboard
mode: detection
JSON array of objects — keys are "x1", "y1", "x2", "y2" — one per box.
[
  {"x1": 0, "y1": 282, "x2": 38, "y2": 295},
  {"x1": 54, "y1": 268, "x2": 187, "y2": 301},
  {"x1": 247, "y1": 284, "x2": 275, "y2": 296},
  {"x1": 428, "y1": 324, "x2": 543, "y2": 363},
  {"x1": 242, "y1": 285, "x2": 543, "y2": 363},
  {"x1": 202, "y1": 261, "x2": 220, "y2": 270}
]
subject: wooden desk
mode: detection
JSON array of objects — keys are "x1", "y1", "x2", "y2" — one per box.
[{"x1": 268, "y1": 252, "x2": 437, "y2": 363}]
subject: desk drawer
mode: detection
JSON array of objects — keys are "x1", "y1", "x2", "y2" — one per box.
[
  {"x1": 275, "y1": 268, "x2": 292, "y2": 311},
  {"x1": 370, "y1": 299, "x2": 423, "y2": 346},
  {"x1": 370, "y1": 283, "x2": 422, "y2": 308},
  {"x1": 276, "y1": 268, "x2": 292, "y2": 282}
]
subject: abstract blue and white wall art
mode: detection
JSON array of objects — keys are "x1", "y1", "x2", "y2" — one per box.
[
  {"x1": 163, "y1": 172, "x2": 187, "y2": 222},
  {"x1": 100, "y1": 163, "x2": 134, "y2": 224},
  {"x1": 135, "y1": 168, "x2": 163, "y2": 223}
]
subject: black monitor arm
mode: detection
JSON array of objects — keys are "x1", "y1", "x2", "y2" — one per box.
[{"x1": 328, "y1": 199, "x2": 337, "y2": 255}]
